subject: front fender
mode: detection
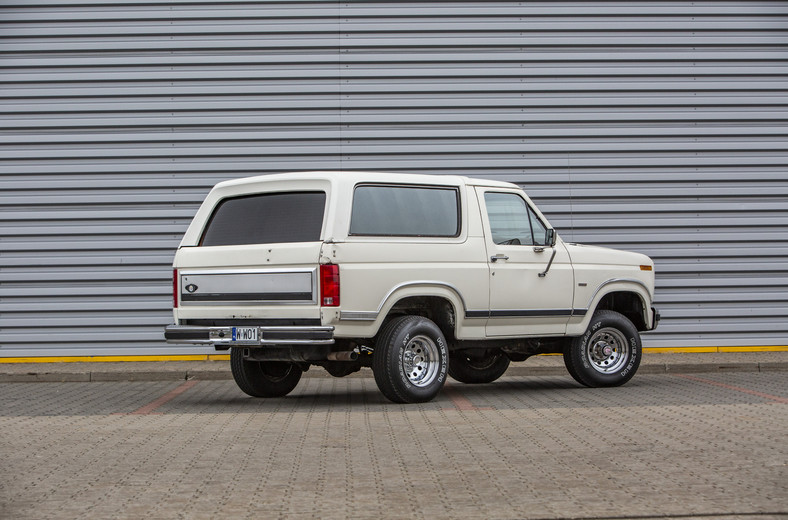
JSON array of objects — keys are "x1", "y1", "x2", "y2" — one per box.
[{"x1": 567, "y1": 278, "x2": 655, "y2": 335}]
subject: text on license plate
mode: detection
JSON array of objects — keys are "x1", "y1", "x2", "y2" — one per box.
[{"x1": 232, "y1": 327, "x2": 258, "y2": 342}]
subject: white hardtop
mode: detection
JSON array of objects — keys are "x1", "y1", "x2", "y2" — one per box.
[
  {"x1": 180, "y1": 171, "x2": 529, "y2": 247},
  {"x1": 211, "y1": 171, "x2": 520, "y2": 194}
]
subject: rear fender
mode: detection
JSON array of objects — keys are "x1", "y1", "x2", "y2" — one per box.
[{"x1": 334, "y1": 282, "x2": 475, "y2": 339}]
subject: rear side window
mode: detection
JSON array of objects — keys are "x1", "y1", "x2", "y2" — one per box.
[
  {"x1": 349, "y1": 185, "x2": 460, "y2": 237},
  {"x1": 201, "y1": 191, "x2": 326, "y2": 246}
]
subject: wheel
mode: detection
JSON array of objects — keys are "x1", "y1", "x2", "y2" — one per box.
[
  {"x1": 230, "y1": 348, "x2": 302, "y2": 397},
  {"x1": 563, "y1": 310, "x2": 642, "y2": 387},
  {"x1": 448, "y1": 350, "x2": 510, "y2": 384},
  {"x1": 372, "y1": 315, "x2": 449, "y2": 403}
]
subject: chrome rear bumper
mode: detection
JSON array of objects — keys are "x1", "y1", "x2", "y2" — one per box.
[{"x1": 164, "y1": 325, "x2": 334, "y2": 346}]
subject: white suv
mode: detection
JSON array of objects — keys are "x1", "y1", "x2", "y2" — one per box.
[{"x1": 166, "y1": 171, "x2": 659, "y2": 403}]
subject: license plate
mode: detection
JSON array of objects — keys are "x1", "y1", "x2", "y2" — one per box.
[{"x1": 232, "y1": 327, "x2": 258, "y2": 343}]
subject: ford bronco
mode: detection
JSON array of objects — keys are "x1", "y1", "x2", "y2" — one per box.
[{"x1": 165, "y1": 171, "x2": 659, "y2": 403}]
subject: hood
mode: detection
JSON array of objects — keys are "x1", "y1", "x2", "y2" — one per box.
[{"x1": 563, "y1": 242, "x2": 653, "y2": 267}]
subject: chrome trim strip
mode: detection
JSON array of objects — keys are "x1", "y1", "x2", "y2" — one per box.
[
  {"x1": 179, "y1": 268, "x2": 317, "y2": 306},
  {"x1": 165, "y1": 325, "x2": 334, "y2": 346},
  {"x1": 339, "y1": 311, "x2": 379, "y2": 321},
  {"x1": 179, "y1": 268, "x2": 317, "y2": 276},
  {"x1": 179, "y1": 301, "x2": 316, "y2": 307}
]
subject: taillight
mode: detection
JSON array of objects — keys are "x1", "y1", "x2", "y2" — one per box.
[
  {"x1": 320, "y1": 264, "x2": 339, "y2": 307},
  {"x1": 173, "y1": 268, "x2": 179, "y2": 308}
]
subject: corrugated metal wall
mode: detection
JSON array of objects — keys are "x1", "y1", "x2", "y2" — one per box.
[{"x1": 1, "y1": 1, "x2": 786, "y2": 356}]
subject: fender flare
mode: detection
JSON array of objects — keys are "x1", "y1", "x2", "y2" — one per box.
[
  {"x1": 572, "y1": 278, "x2": 654, "y2": 333},
  {"x1": 366, "y1": 281, "x2": 467, "y2": 335}
]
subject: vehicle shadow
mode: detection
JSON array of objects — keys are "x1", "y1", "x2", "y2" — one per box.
[{"x1": 164, "y1": 373, "x2": 781, "y2": 414}]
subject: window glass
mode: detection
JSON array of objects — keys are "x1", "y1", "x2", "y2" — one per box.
[
  {"x1": 201, "y1": 191, "x2": 325, "y2": 246},
  {"x1": 484, "y1": 192, "x2": 534, "y2": 245},
  {"x1": 528, "y1": 206, "x2": 549, "y2": 246},
  {"x1": 349, "y1": 185, "x2": 460, "y2": 237}
]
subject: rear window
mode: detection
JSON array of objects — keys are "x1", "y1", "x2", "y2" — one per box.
[
  {"x1": 349, "y1": 184, "x2": 460, "y2": 237},
  {"x1": 200, "y1": 191, "x2": 326, "y2": 246}
]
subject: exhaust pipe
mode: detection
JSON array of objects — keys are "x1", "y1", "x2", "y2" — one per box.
[{"x1": 326, "y1": 351, "x2": 358, "y2": 362}]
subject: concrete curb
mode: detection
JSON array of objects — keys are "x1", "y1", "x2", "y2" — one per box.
[{"x1": 1, "y1": 362, "x2": 785, "y2": 383}]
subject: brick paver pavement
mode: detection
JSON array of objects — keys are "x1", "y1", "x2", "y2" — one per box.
[
  {"x1": 1, "y1": 373, "x2": 786, "y2": 519},
  {"x1": 2, "y1": 351, "x2": 787, "y2": 383}
]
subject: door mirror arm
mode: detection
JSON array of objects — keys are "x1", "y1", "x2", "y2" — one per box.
[{"x1": 538, "y1": 248, "x2": 557, "y2": 278}]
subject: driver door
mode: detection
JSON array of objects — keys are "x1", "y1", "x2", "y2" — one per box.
[{"x1": 476, "y1": 188, "x2": 574, "y2": 337}]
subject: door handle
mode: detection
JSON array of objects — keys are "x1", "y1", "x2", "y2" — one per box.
[{"x1": 491, "y1": 254, "x2": 509, "y2": 263}]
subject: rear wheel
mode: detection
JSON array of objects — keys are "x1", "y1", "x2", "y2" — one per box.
[
  {"x1": 449, "y1": 350, "x2": 510, "y2": 384},
  {"x1": 230, "y1": 348, "x2": 302, "y2": 397},
  {"x1": 563, "y1": 310, "x2": 641, "y2": 387},
  {"x1": 372, "y1": 315, "x2": 448, "y2": 403}
]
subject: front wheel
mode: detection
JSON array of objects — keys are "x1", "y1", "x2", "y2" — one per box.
[
  {"x1": 563, "y1": 310, "x2": 642, "y2": 387},
  {"x1": 230, "y1": 348, "x2": 302, "y2": 397},
  {"x1": 449, "y1": 350, "x2": 510, "y2": 384},
  {"x1": 372, "y1": 315, "x2": 448, "y2": 403}
]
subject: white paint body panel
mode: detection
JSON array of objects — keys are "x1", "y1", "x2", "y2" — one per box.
[{"x1": 172, "y1": 171, "x2": 656, "y2": 341}]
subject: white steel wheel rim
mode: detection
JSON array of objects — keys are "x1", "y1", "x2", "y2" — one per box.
[
  {"x1": 401, "y1": 335, "x2": 440, "y2": 387},
  {"x1": 586, "y1": 327, "x2": 630, "y2": 374}
]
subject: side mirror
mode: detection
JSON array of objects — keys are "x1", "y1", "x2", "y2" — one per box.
[{"x1": 546, "y1": 229, "x2": 557, "y2": 247}]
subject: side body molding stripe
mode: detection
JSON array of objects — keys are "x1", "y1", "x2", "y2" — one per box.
[
  {"x1": 341, "y1": 279, "x2": 649, "y2": 322},
  {"x1": 466, "y1": 309, "x2": 587, "y2": 319}
]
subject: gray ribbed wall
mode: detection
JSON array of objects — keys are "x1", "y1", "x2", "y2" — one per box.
[{"x1": 1, "y1": 1, "x2": 787, "y2": 356}]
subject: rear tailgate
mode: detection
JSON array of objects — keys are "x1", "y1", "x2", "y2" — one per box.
[
  {"x1": 166, "y1": 183, "x2": 334, "y2": 346},
  {"x1": 174, "y1": 242, "x2": 325, "y2": 321},
  {"x1": 168, "y1": 242, "x2": 333, "y2": 346}
]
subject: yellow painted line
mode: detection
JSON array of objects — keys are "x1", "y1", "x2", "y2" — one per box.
[
  {"x1": 0, "y1": 355, "x2": 230, "y2": 364},
  {"x1": 717, "y1": 346, "x2": 788, "y2": 353},
  {"x1": 547, "y1": 346, "x2": 788, "y2": 355},
  {"x1": 644, "y1": 346, "x2": 788, "y2": 354},
  {"x1": 644, "y1": 347, "x2": 718, "y2": 354}
]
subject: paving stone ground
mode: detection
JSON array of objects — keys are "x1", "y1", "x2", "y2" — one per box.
[
  {"x1": 1, "y1": 372, "x2": 786, "y2": 520},
  {"x1": 1, "y1": 351, "x2": 786, "y2": 382}
]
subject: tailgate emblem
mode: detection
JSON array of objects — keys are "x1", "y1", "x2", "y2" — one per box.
[{"x1": 185, "y1": 284, "x2": 199, "y2": 293}]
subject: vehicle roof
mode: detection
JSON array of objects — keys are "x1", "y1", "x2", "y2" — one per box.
[
  {"x1": 181, "y1": 171, "x2": 530, "y2": 246},
  {"x1": 213, "y1": 171, "x2": 520, "y2": 191}
]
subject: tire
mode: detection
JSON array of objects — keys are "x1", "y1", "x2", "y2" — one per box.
[
  {"x1": 372, "y1": 315, "x2": 449, "y2": 403},
  {"x1": 230, "y1": 348, "x2": 302, "y2": 397},
  {"x1": 563, "y1": 310, "x2": 642, "y2": 388},
  {"x1": 448, "y1": 350, "x2": 510, "y2": 384}
]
